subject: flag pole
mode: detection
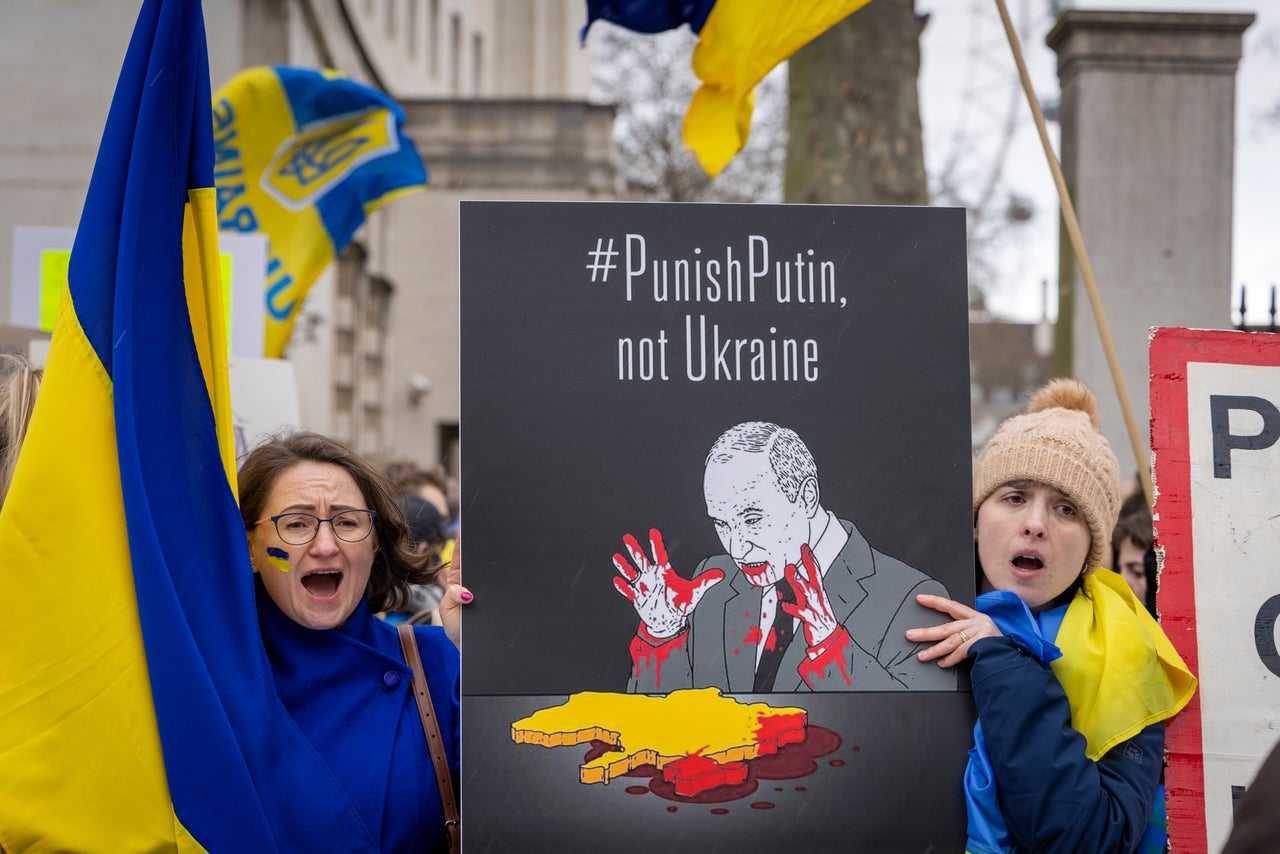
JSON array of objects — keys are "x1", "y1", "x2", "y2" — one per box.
[{"x1": 993, "y1": 0, "x2": 1154, "y2": 509}]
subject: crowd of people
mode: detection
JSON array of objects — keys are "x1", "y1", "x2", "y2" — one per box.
[
  {"x1": 382, "y1": 458, "x2": 460, "y2": 626},
  {"x1": 7, "y1": 341, "x2": 1280, "y2": 851}
]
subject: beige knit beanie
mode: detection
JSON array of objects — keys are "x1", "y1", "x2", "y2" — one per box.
[{"x1": 973, "y1": 378, "x2": 1122, "y2": 570}]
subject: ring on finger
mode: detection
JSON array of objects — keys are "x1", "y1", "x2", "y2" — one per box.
[{"x1": 958, "y1": 630, "x2": 968, "y2": 644}]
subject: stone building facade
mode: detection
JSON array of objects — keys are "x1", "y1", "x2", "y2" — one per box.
[{"x1": 1, "y1": 0, "x2": 628, "y2": 473}]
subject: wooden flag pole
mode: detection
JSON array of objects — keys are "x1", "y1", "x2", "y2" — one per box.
[{"x1": 993, "y1": 0, "x2": 1154, "y2": 509}]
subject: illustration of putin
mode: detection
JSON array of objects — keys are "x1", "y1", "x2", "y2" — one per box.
[{"x1": 612, "y1": 421, "x2": 955, "y2": 692}]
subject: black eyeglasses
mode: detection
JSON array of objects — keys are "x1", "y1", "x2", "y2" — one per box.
[{"x1": 257, "y1": 510, "x2": 377, "y2": 545}]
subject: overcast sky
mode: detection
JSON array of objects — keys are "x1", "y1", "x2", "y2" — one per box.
[{"x1": 919, "y1": 0, "x2": 1279, "y2": 325}]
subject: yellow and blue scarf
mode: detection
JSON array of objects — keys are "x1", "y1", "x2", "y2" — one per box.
[{"x1": 965, "y1": 570, "x2": 1196, "y2": 854}]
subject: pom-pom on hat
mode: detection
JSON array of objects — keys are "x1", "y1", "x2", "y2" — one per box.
[{"x1": 973, "y1": 378, "x2": 1122, "y2": 571}]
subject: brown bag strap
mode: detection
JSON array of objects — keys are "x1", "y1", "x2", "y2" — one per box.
[{"x1": 398, "y1": 623, "x2": 460, "y2": 850}]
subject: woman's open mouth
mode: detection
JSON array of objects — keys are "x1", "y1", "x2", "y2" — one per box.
[
  {"x1": 301, "y1": 570, "x2": 343, "y2": 599},
  {"x1": 1010, "y1": 554, "x2": 1044, "y2": 578}
]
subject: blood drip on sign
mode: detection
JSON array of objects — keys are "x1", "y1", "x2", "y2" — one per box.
[
  {"x1": 581, "y1": 725, "x2": 843, "y2": 807},
  {"x1": 663, "y1": 751, "x2": 749, "y2": 796},
  {"x1": 753, "y1": 710, "x2": 806, "y2": 755}
]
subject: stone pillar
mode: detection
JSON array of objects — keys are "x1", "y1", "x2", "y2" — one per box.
[{"x1": 1047, "y1": 11, "x2": 1253, "y2": 474}]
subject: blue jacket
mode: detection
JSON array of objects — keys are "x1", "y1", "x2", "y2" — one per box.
[
  {"x1": 257, "y1": 585, "x2": 460, "y2": 852},
  {"x1": 970, "y1": 635, "x2": 1164, "y2": 853}
]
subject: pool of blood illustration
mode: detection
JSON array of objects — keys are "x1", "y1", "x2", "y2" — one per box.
[{"x1": 583, "y1": 724, "x2": 843, "y2": 809}]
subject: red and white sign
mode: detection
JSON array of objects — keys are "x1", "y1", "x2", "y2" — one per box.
[{"x1": 1151, "y1": 327, "x2": 1280, "y2": 853}]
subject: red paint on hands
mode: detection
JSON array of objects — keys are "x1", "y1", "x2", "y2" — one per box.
[
  {"x1": 664, "y1": 564, "x2": 724, "y2": 611},
  {"x1": 611, "y1": 527, "x2": 724, "y2": 639},
  {"x1": 611, "y1": 553, "x2": 640, "y2": 603},
  {"x1": 781, "y1": 544, "x2": 839, "y2": 647},
  {"x1": 629, "y1": 625, "x2": 688, "y2": 689},
  {"x1": 798, "y1": 625, "x2": 854, "y2": 688}
]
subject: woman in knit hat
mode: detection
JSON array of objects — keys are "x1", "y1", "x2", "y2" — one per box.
[{"x1": 906, "y1": 378, "x2": 1196, "y2": 854}]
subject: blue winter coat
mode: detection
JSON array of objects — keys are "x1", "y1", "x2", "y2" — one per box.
[
  {"x1": 969, "y1": 635, "x2": 1164, "y2": 853},
  {"x1": 257, "y1": 584, "x2": 461, "y2": 852}
]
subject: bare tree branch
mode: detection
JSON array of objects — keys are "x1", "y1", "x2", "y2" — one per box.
[{"x1": 589, "y1": 23, "x2": 786, "y2": 203}]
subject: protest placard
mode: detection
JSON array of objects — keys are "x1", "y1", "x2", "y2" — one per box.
[{"x1": 460, "y1": 201, "x2": 975, "y2": 851}]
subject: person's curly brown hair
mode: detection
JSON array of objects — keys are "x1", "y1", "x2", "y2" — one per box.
[{"x1": 238, "y1": 431, "x2": 438, "y2": 612}]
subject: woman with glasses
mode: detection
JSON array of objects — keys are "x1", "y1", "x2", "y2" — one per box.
[{"x1": 239, "y1": 431, "x2": 469, "y2": 852}]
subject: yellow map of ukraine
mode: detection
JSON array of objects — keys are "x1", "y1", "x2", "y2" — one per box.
[{"x1": 511, "y1": 688, "x2": 807, "y2": 796}]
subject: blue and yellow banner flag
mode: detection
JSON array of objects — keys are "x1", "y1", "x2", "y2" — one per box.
[
  {"x1": 212, "y1": 66, "x2": 427, "y2": 357},
  {"x1": 584, "y1": 0, "x2": 875, "y2": 176},
  {"x1": 0, "y1": 1, "x2": 377, "y2": 850}
]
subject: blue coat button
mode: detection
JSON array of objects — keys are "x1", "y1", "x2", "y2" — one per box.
[{"x1": 381, "y1": 670, "x2": 402, "y2": 691}]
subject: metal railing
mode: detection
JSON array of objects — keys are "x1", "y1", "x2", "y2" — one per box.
[{"x1": 1236, "y1": 284, "x2": 1279, "y2": 333}]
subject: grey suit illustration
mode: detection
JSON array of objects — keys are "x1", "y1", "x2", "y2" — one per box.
[{"x1": 612, "y1": 421, "x2": 955, "y2": 692}]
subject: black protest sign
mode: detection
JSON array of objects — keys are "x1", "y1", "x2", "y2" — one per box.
[{"x1": 460, "y1": 202, "x2": 974, "y2": 851}]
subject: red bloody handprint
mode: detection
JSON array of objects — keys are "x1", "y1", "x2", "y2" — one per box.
[
  {"x1": 612, "y1": 528, "x2": 725, "y2": 639},
  {"x1": 780, "y1": 543, "x2": 840, "y2": 647}
]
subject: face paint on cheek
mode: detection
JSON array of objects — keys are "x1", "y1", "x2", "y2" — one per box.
[{"x1": 266, "y1": 546, "x2": 291, "y2": 573}]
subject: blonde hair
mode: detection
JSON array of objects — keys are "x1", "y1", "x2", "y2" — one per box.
[{"x1": 0, "y1": 352, "x2": 43, "y2": 505}]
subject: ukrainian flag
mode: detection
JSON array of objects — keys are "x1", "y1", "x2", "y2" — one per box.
[
  {"x1": 585, "y1": 0, "x2": 874, "y2": 176},
  {"x1": 212, "y1": 66, "x2": 428, "y2": 358},
  {"x1": 0, "y1": 1, "x2": 377, "y2": 850}
]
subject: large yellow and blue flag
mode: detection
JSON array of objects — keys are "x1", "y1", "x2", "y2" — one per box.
[
  {"x1": 0, "y1": 1, "x2": 378, "y2": 850},
  {"x1": 212, "y1": 66, "x2": 427, "y2": 357},
  {"x1": 584, "y1": 0, "x2": 875, "y2": 176}
]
